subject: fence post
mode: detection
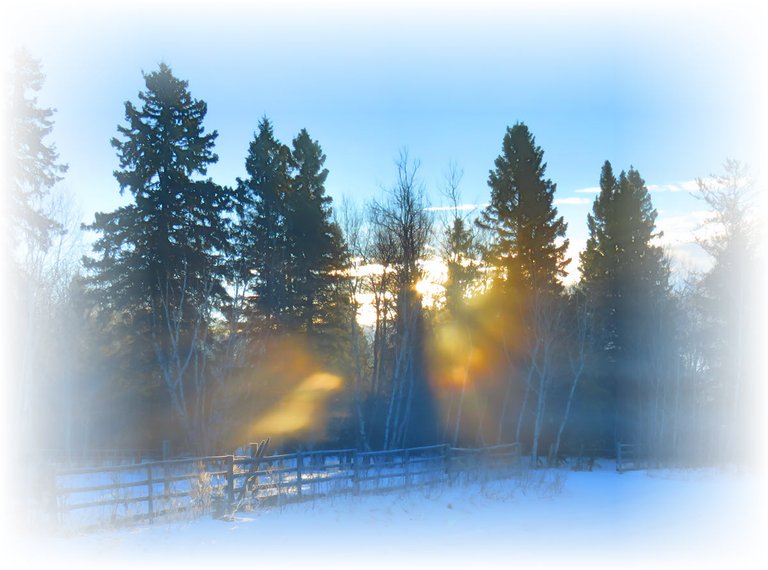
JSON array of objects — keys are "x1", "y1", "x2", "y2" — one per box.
[
  {"x1": 226, "y1": 455, "x2": 234, "y2": 512},
  {"x1": 404, "y1": 448, "x2": 410, "y2": 488},
  {"x1": 51, "y1": 466, "x2": 62, "y2": 525},
  {"x1": 353, "y1": 452, "x2": 361, "y2": 495},
  {"x1": 617, "y1": 443, "x2": 623, "y2": 473},
  {"x1": 296, "y1": 451, "x2": 303, "y2": 499},
  {"x1": 147, "y1": 464, "x2": 154, "y2": 523}
]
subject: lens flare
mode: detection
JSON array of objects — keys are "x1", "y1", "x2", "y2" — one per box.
[{"x1": 252, "y1": 372, "x2": 343, "y2": 438}]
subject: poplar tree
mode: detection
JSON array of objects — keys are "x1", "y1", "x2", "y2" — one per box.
[{"x1": 694, "y1": 160, "x2": 760, "y2": 463}]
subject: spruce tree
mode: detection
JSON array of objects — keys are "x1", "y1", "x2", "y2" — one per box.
[
  {"x1": 443, "y1": 216, "x2": 480, "y2": 315},
  {"x1": 286, "y1": 129, "x2": 348, "y2": 336},
  {"x1": 477, "y1": 123, "x2": 569, "y2": 455},
  {"x1": 7, "y1": 49, "x2": 68, "y2": 253},
  {"x1": 579, "y1": 160, "x2": 617, "y2": 287},
  {"x1": 478, "y1": 122, "x2": 569, "y2": 293},
  {"x1": 234, "y1": 117, "x2": 292, "y2": 331},
  {"x1": 236, "y1": 122, "x2": 349, "y2": 338},
  {"x1": 83, "y1": 64, "x2": 230, "y2": 451},
  {"x1": 6, "y1": 49, "x2": 68, "y2": 458},
  {"x1": 579, "y1": 162, "x2": 670, "y2": 450},
  {"x1": 581, "y1": 164, "x2": 668, "y2": 352}
]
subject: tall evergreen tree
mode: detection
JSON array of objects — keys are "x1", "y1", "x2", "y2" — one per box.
[
  {"x1": 234, "y1": 117, "x2": 292, "y2": 332},
  {"x1": 477, "y1": 123, "x2": 569, "y2": 456},
  {"x1": 579, "y1": 162, "x2": 670, "y2": 450},
  {"x1": 478, "y1": 122, "x2": 569, "y2": 293},
  {"x1": 579, "y1": 160, "x2": 617, "y2": 288},
  {"x1": 84, "y1": 64, "x2": 230, "y2": 451},
  {"x1": 235, "y1": 122, "x2": 349, "y2": 338},
  {"x1": 286, "y1": 128, "x2": 348, "y2": 336},
  {"x1": 7, "y1": 48, "x2": 68, "y2": 254},
  {"x1": 6, "y1": 49, "x2": 69, "y2": 460}
]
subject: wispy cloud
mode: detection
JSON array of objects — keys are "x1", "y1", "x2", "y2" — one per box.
[
  {"x1": 425, "y1": 203, "x2": 489, "y2": 212},
  {"x1": 648, "y1": 179, "x2": 700, "y2": 193},
  {"x1": 654, "y1": 210, "x2": 710, "y2": 244},
  {"x1": 576, "y1": 179, "x2": 704, "y2": 195},
  {"x1": 554, "y1": 197, "x2": 591, "y2": 206}
]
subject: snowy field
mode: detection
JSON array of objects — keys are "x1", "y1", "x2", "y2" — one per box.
[{"x1": 6, "y1": 462, "x2": 766, "y2": 570}]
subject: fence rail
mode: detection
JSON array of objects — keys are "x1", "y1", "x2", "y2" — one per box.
[
  {"x1": 50, "y1": 443, "x2": 522, "y2": 529},
  {"x1": 616, "y1": 443, "x2": 646, "y2": 473}
]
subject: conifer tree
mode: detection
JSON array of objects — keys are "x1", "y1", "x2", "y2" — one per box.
[
  {"x1": 441, "y1": 164, "x2": 480, "y2": 316},
  {"x1": 7, "y1": 48, "x2": 68, "y2": 254},
  {"x1": 235, "y1": 122, "x2": 349, "y2": 338},
  {"x1": 6, "y1": 49, "x2": 69, "y2": 457},
  {"x1": 478, "y1": 122, "x2": 568, "y2": 293},
  {"x1": 579, "y1": 162, "x2": 670, "y2": 450},
  {"x1": 286, "y1": 129, "x2": 348, "y2": 336},
  {"x1": 234, "y1": 117, "x2": 292, "y2": 331},
  {"x1": 477, "y1": 123, "x2": 569, "y2": 454},
  {"x1": 443, "y1": 216, "x2": 480, "y2": 315},
  {"x1": 579, "y1": 160, "x2": 617, "y2": 288},
  {"x1": 84, "y1": 64, "x2": 230, "y2": 451}
]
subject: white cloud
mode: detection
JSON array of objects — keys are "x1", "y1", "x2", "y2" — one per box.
[
  {"x1": 680, "y1": 180, "x2": 700, "y2": 192},
  {"x1": 648, "y1": 179, "x2": 701, "y2": 193},
  {"x1": 575, "y1": 179, "x2": 704, "y2": 195},
  {"x1": 425, "y1": 203, "x2": 489, "y2": 212},
  {"x1": 554, "y1": 197, "x2": 591, "y2": 206},
  {"x1": 654, "y1": 210, "x2": 711, "y2": 245},
  {"x1": 652, "y1": 210, "x2": 717, "y2": 275},
  {"x1": 664, "y1": 242, "x2": 712, "y2": 277}
]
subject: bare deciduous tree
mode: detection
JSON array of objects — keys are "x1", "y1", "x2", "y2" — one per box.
[
  {"x1": 370, "y1": 151, "x2": 433, "y2": 449},
  {"x1": 339, "y1": 198, "x2": 371, "y2": 450},
  {"x1": 151, "y1": 260, "x2": 217, "y2": 455},
  {"x1": 550, "y1": 290, "x2": 592, "y2": 462}
]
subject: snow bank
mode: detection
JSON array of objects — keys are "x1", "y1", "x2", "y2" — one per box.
[{"x1": 6, "y1": 463, "x2": 766, "y2": 570}]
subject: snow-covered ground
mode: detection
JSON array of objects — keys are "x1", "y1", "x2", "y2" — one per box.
[{"x1": 6, "y1": 462, "x2": 766, "y2": 569}]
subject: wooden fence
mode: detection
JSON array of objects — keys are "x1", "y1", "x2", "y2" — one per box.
[
  {"x1": 616, "y1": 443, "x2": 645, "y2": 473},
  {"x1": 51, "y1": 443, "x2": 522, "y2": 529}
]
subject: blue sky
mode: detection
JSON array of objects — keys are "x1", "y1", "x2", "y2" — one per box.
[{"x1": 4, "y1": 0, "x2": 766, "y2": 279}]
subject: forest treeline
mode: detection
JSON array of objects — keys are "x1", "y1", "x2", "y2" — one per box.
[{"x1": 7, "y1": 55, "x2": 762, "y2": 465}]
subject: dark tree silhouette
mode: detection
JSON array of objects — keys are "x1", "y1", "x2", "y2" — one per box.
[{"x1": 84, "y1": 63, "x2": 231, "y2": 453}]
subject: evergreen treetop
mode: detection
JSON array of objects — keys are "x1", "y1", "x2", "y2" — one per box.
[
  {"x1": 234, "y1": 119, "x2": 348, "y2": 337},
  {"x1": 8, "y1": 48, "x2": 68, "y2": 252},
  {"x1": 478, "y1": 122, "x2": 568, "y2": 293},
  {"x1": 85, "y1": 63, "x2": 229, "y2": 313},
  {"x1": 581, "y1": 162, "x2": 667, "y2": 291}
]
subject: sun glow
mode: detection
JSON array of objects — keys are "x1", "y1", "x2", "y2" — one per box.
[{"x1": 252, "y1": 372, "x2": 343, "y2": 437}]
